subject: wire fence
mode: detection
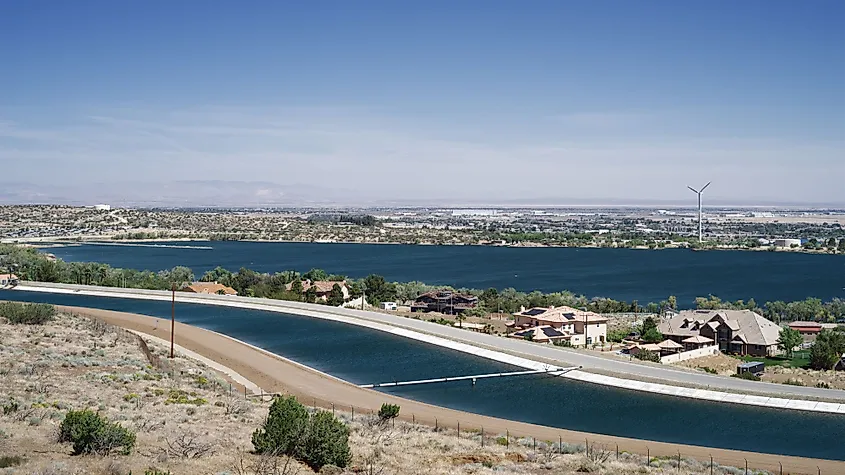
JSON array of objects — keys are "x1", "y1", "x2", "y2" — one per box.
[{"x1": 241, "y1": 392, "x2": 834, "y2": 475}]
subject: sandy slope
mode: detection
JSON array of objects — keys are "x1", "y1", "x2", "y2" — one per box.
[{"x1": 66, "y1": 305, "x2": 844, "y2": 475}]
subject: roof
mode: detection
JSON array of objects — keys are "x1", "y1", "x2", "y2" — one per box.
[
  {"x1": 514, "y1": 306, "x2": 608, "y2": 324},
  {"x1": 658, "y1": 339, "x2": 684, "y2": 349},
  {"x1": 659, "y1": 309, "x2": 780, "y2": 347},
  {"x1": 682, "y1": 335, "x2": 714, "y2": 344},
  {"x1": 286, "y1": 280, "x2": 347, "y2": 293},
  {"x1": 788, "y1": 321, "x2": 823, "y2": 328},
  {"x1": 737, "y1": 361, "x2": 765, "y2": 369},
  {"x1": 183, "y1": 282, "x2": 237, "y2": 295},
  {"x1": 415, "y1": 289, "x2": 478, "y2": 302},
  {"x1": 636, "y1": 343, "x2": 662, "y2": 352}
]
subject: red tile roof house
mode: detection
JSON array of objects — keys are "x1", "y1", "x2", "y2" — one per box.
[
  {"x1": 285, "y1": 280, "x2": 350, "y2": 302},
  {"x1": 182, "y1": 281, "x2": 238, "y2": 295},
  {"x1": 511, "y1": 306, "x2": 608, "y2": 346},
  {"x1": 410, "y1": 290, "x2": 479, "y2": 315}
]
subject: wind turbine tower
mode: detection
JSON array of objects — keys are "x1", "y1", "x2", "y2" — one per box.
[{"x1": 687, "y1": 182, "x2": 711, "y2": 243}]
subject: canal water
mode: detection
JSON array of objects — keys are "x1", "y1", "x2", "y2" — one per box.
[
  {"x1": 46, "y1": 241, "x2": 845, "y2": 307},
  {"x1": 2, "y1": 289, "x2": 843, "y2": 461}
]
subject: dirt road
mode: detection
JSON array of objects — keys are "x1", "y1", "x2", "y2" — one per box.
[{"x1": 66, "y1": 305, "x2": 844, "y2": 475}]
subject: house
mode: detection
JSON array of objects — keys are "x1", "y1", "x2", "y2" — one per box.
[
  {"x1": 681, "y1": 335, "x2": 714, "y2": 351},
  {"x1": 0, "y1": 274, "x2": 20, "y2": 287},
  {"x1": 285, "y1": 280, "x2": 350, "y2": 302},
  {"x1": 511, "y1": 306, "x2": 608, "y2": 346},
  {"x1": 380, "y1": 302, "x2": 398, "y2": 311},
  {"x1": 788, "y1": 321, "x2": 823, "y2": 341},
  {"x1": 182, "y1": 281, "x2": 237, "y2": 295},
  {"x1": 411, "y1": 290, "x2": 478, "y2": 315},
  {"x1": 659, "y1": 309, "x2": 782, "y2": 357},
  {"x1": 509, "y1": 325, "x2": 568, "y2": 344}
]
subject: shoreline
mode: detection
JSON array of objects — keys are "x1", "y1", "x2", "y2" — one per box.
[
  {"x1": 10, "y1": 282, "x2": 845, "y2": 410},
  {"x1": 66, "y1": 305, "x2": 845, "y2": 474},
  {"x1": 13, "y1": 235, "x2": 840, "y2": 255}
]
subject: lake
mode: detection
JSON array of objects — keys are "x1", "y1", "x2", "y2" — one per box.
[{"x1": 46, "y1": 241, "x2": 845, "y2": 307}]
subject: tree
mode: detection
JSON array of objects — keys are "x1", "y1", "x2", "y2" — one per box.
[
  {"x1": 326, "y1": 283, "x2": 345, "y2": 306},
  {"x1": 252, "y1": 396, "x2": 350, "y2": 471},
  {"x1": 809, "y1": 330, "x2": 845, "y2": 370},
  {"x1": 455, "y1": 312, "x2": 466, "y2": 328},
  {"x1": 361, "y1": 274, "x2": 397, "y2": 305},
  {"x1": 290, "y1": 279, "x2": 304, "y2": 298},
  {"x1": 252, "y1": 396, "x2": 309, "y2": 456},
  {"x1": 667, "y1": 295, "x2": 677, "y2": 311},
  {"x1": 838, "y1": 239, "x2": 845, "y2": 253},
  {"x1": 777, "y1": 327, "x2": 803, "y2": 358},
  {"x1": 639, "y1": 316, "x2": 663, "y2": 343},
  {"x1": 303, "y1": 268, "x2": 329, "y2": 282},
  {"x1": 304, "y1": 286, "x2": 318, "y2": 304}
]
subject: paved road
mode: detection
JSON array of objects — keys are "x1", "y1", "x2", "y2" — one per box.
[{"x1": 13, "y1": 281, "x2": 845, "y2": 402}]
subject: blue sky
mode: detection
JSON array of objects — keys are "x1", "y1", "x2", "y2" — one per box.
[{"x1": 1, "y1": 1, "x2": 843, "y2": 204}]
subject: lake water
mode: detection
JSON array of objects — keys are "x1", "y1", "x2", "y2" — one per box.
[
  {"x1": 1, "y1": 289, "x2": 843, "y2": 461},
  {"x1": 47, "y1": 242, "x2": 845, "y2": 307}
]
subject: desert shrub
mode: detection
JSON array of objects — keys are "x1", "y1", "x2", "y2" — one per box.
[
  {"x1": 783, "y1": 378, "x2": 805, "y2": 386},
  {"x1": 0, "y1": 455, "x2": 24, "y2": 468},
  {"x1": 816, "y1": 381, "x2": 831, "y2": 389},
  {"x1": 701, "y1": 367, "x2": 718, "y2": 374},
  {"x1": 0, "y1": 302, "x2": 56, "y2": 325},
  {"x1": 253, "y1": 396, "x2": 351, "y2": 471},
  {"x1": 377, "y1": 403, "x2": 400, "y2": 422},
  {"x1": 59, "y1": 410, "x2": 136, "y2": 455}
]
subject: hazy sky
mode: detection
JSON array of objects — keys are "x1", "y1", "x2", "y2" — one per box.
[{"x1": 1, "y1": 1, "x2": 843, "y2": 204}]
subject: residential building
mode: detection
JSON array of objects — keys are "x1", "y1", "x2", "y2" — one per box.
[
  {"x1": 788, "y1": 321, "x2": 823, "y2": 341},
  {"x1": 659, "y1": 309, "x2": 782, "y2": 356},
  {"x1": 773, "y1": 238, "x2": 802, "y2": 248},
  {"x1": 411, "y1": 290, "x2": 478, "y2": 315},
  {"x1": 511, "y1": 306, "x2": 608, "y2": 346},
  {"x1": 380, "y1": 302, "x2": 398, "y2": 311},
  {"x1": 182, "y1": 281, "x2": 237, "y2": 295},
  {"x1": 0, "y1": 274, "x2": 19, "y2": 286},
  {"x1": 285, "y1": 280, "x2": 350, "y2": 302}
]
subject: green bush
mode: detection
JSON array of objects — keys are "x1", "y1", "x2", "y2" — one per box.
[
  {"x1": 59, "y1": 410, "x2": 136, "y2": 455},
  {"x1": 634, "y1": 350, "x2": 661, "y2": 362},
  {"x1": 377, "y1": 403, "x2": 400, "y2": 422},
  {"x1": 731, "y1": 372, "x2": 761, "y2": 381},
  {"x1": 0, "y1": 302, "x2": 56, "y2": 325},
  {"x1": 252, "y1": 396, "x2": 351, "y2": 471}
]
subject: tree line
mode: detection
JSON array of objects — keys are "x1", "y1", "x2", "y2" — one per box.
[{"x1": 1, "y1": 244, "x2": 843, "y2": 321}]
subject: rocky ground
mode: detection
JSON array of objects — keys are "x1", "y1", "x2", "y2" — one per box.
[
  {"x1": 675, "y1": 353, "x2": 845, "y2": 390},
  {"x1": 0, "y1": 311, "x2": 771, "y2": 475}
]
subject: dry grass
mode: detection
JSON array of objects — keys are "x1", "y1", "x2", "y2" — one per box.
[{"x1": 0, "y1": 312, "x2": 760, "y2": 475}]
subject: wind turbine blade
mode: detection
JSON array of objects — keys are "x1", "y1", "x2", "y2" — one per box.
[
  {"x1": 701, "y1": 181, "x2": 711, "y2": 192},
  {"x1": 687, "y1": 186, "x2": 699, "y2": 193}
]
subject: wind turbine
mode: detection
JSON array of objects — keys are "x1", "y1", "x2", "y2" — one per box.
[{"x1": 687, "y1": 182, "x2": 711, "y2": 243}]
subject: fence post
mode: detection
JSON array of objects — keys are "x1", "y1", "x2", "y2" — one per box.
[
  {"x1": 435, "y1": 418, "x2": 438, "y2": 431},
  {"x1": 481, "y1": 427, "x2": 484, "y2": 447},
  {"x1": 533, "y1": 437, "x2": 536, "y2": 451},
  {"x1": 646, "y1": 447, "x2": 650, "y2": 466},
  {"x1": 616, "y1": 444, "x2": 619, "y2": 460},
  {"x1": 710, "y1": 455, "x2": 713, "y2": 475},
  {"x1": 745, "y1": 459, "x2": 748, "y2": 475},
  {"x1": 506, "y1": 430, "x2": 509, "y2": 449},
  {"x1": 457, "y1": 421, "x2": 460, "y2": 437},
  {"x1": 559, "y1": 436, "x2": 562, "y2": 455},
  {"x1": 412, "y1": 414, "x2": 415, "y2": 424},
  {"x1": 332, "y1": 403, "x2": 335, "y2": 416},
  {"x1": 351, "y1": 406, "x2": 354, "y2": 421},
  {"x1": 677, "y1": 451, "x2": 681, "y2": 472},
  {"x1": 586, "y1": 438, "x2": 589, "y2": 457}
]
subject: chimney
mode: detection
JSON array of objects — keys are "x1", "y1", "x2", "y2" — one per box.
[{"x1": 519, "y1": 305, "x2": 526, "y2": 313}]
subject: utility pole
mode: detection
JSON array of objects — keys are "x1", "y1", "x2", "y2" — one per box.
[
  {"x1": 170, "y1": 283, "x2": 176, "y2": 359},
  {"x1": 361, "y1": 283, "x2": 367, "y2": 311}
]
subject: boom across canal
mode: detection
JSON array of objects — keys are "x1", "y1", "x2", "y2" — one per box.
[{"x1": 359, "y1": 367, "x2": 579, "y2": 389}]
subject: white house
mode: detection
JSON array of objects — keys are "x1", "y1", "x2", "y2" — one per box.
[{"x1": 511, "y1": 306, "x2": 608, "y2": 346}]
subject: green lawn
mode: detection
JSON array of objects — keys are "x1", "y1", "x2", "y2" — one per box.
[{"x1": 735, "y1": 350, "x2": 809, "y2": 369}]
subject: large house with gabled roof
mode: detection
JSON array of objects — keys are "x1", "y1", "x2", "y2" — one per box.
[{"x1": 659, "y1": 309, "x2": 782, "y2": 357}]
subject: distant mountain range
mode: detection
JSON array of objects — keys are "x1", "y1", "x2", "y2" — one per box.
[{"x1": 0, "y1": 181, "x2": 842, "y2": 209}]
